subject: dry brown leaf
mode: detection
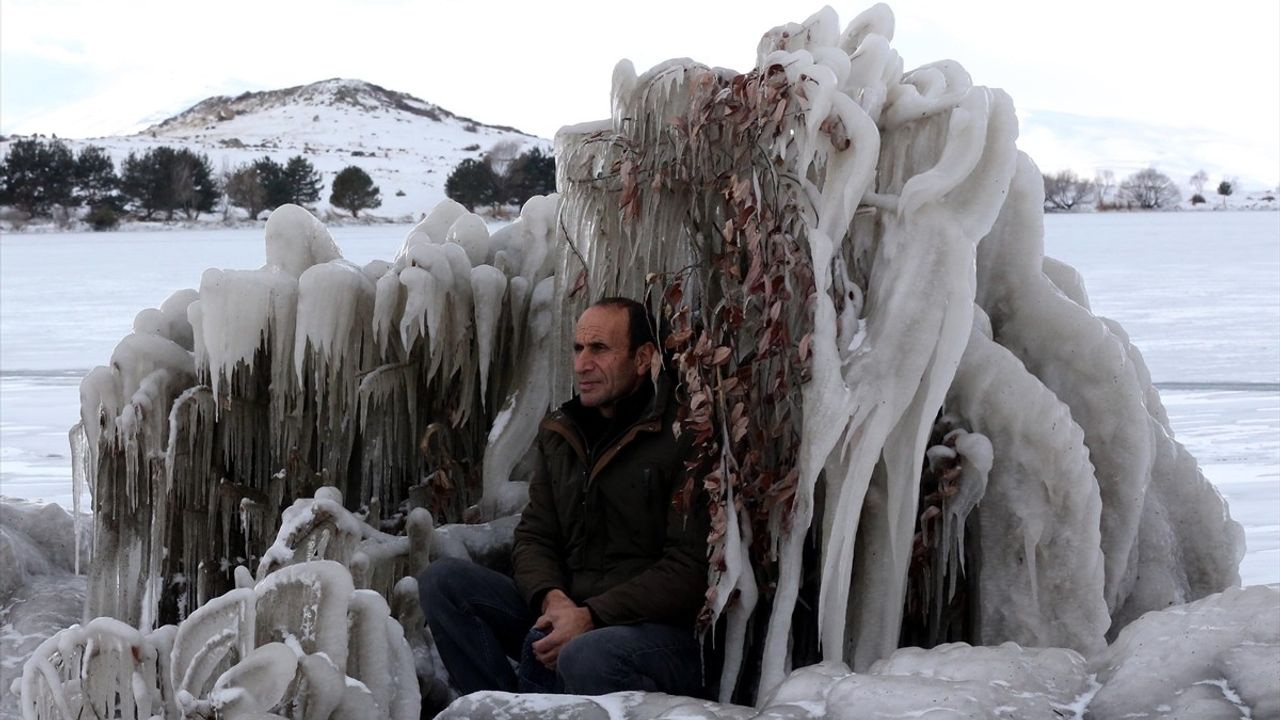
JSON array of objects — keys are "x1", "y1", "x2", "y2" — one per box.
[
  {"x1": 797, "y1": 332, "x2": 813, "y2": 363},
  {"x1": 568, "y1": 269, "x2": 588, "y2": 299}
]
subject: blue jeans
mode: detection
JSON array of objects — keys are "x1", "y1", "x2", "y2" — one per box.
[{"x1": 418, "y1": 557, "x2": 704, "y2": 696}]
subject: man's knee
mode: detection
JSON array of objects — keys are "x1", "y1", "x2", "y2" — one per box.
[
  {"x1": 558, "y1": 630, "x2": 642, "y2": 694},
  {"x1": 417, "y1": 557, "x2": 471, "y2": 618},
  {"x1": 559, "y1": 631, "x2": 611, "y2": 671}
]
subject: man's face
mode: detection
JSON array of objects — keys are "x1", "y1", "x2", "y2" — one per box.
[{"x1": 573, "y1": 305, "x2": 651, "y2": 417}]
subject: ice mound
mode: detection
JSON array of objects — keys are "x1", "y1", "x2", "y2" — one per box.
[
  {"x1": 436, "y1": 691, "x2": 755, "y2": 720},
  {"x1": 1088, "y1": 585, "x2": 1280, "y2": 718},
  {"x1": 0, "y1": 500, "x2": 88, "y2": 720},
  {"x1": 0, "y1": 499, "x2": 87, "y2": 600}
]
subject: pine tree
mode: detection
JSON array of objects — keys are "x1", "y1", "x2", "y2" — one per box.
[
  {"x1": 74, "y1": 145, "x2": 120, "y2": 209},
  {"x1": 329, "y1": 165, "x2": 381, "y2": 218},
  {"x1": 283, "y1": 156, "x2": 321, "y2": 206},
  {"x1": 252, "y1": 156, "x2": 291, "y2": 211},
  {"x1": 0, "y1": 137, "x2": 77, "y2": 215},
  {"x1": 120, "y1": 149, "x2": 166, "y2": 220},
  {"x1": 501, "y1": 147, "x2": 556, "y2": 205},
  {"x1": 445, "y1": 158, "x2": 499, "y2": 211}
]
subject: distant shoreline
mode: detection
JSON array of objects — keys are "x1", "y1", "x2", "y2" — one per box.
[
  {"x1": 3, "y1": 204, "x2": 1275, "y2": 236},
  {"x1": 0, "y1": 213, "x2": 418, "y2": 236}
]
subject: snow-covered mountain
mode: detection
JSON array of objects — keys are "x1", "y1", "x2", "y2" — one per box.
[{"x1": 7, "y1": 79, "x2": 549, "y2": 221}]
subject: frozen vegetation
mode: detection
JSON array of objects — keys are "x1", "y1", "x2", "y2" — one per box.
[{"x1": 3, "y1": 3, "x2": 1275, "y2": 719}]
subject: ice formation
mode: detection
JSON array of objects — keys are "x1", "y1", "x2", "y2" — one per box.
[
  {"x1": 19, "y1": 488, "x2": 424, "y2": 719},
  {"x1": 39, "y1": 2, "x2": 1255, "y2": 717},
  {"x1": 73, "y1": 196, "x2": 558, "y2": 628},
  {"x1": 552, "y1": 2, "x2": 1241, "y2": 701},
  {"x1": 0, "y1": 500, "x2": 91, "y2": 720}
]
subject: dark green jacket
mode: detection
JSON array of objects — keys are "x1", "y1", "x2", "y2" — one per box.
[{"x1": 512, "y1": 377, "x2": 708, "y2": 628}]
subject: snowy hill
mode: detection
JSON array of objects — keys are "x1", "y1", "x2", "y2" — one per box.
[{"x1": 4, "y1": 79, "x2": 549, "y2": 223}]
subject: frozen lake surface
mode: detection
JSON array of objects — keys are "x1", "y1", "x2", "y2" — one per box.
[{"x1": 1, "y1": 212, "x2": 1277, "y2": 584}]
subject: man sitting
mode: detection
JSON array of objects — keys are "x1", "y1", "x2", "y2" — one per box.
[{"x1": 419, "y1": 297, "x2": 708, "y2": 696}]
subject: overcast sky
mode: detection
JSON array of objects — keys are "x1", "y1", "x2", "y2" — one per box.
[{"x1": 3, "y1": 0, "x2": 1277, "y2": 188}]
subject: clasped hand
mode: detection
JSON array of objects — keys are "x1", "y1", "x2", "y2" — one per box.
[{"x1": 531, "y1": 589, "x2": 593, "y2": 669}]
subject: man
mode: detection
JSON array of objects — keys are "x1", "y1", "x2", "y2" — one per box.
[{"x1": 419, "y1": 297, "x2": 709, "y2": 697}]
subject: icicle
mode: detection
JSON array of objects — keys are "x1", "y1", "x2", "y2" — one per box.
[
  {"x1": 475, "y1": 277, "x2": 556, "y2": 518},
  {"x1": 762, "y1": 46, "x2": 882, "y2": 692},
  {"x1": 441, "y1": 242, "x2": 477, "y2": 371},
  {"x1": 717, "y1": 505, "x2": 758, "y2": 704},
  {"x1": 402, "y1": 244, "x2": 453, "y2": 375},
  {"x1": 69, "y1": 423, "x2": 89, "y2": 576},
  {"x1": 397, "y1": 266, "x2": 433, "y2": 354},
  {"x1": 196, "y1": 268, "x2": 297, "y2": 402},
  {"x1": 470, "y1": 265, "x2": 508, "y2": 402},
  {"x1": 293, "y1": 260, "x2": 376, "y2": 383},
  {"x1": 373, "y1": 269, "x2": 403, "y2": 355},
  {"x1": 941, "y1": 429, "x2": 991, "y2": 597}
]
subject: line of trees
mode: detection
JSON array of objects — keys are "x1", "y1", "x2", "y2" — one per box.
[
  {"x1": 222, "y1": 156, "x2": 382, "y2": 219},
  {"x1": 0, "y1": 137, "x2": 221, "y2": 227},
  {"x1": 1042, "y1": 166, "x2": 1241, "y2": 212},
  {"x1": 1, "y1": 137, "x2": 385, "y2": 228},
  {"x1": 445, "y1": 142, "x2": 555, "y2": 212},
  {"x1": 0, "y1": 138, "x2": 128, "y2": 224}
]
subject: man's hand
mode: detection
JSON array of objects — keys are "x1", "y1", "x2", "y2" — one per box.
[{"x1": 531, "y1": 589, "x2": 593, "y2": 669}]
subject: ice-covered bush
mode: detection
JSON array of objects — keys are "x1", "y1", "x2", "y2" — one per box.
[
  {"x1": 19, "y1": 488, "x2": 425, "y2": 720},
  {"x1": 74, "y1": 196, "x2": 558, "y2": 627},
  {"x1": 551, "y1": 3, "x2": 1242, "y2": 700}
]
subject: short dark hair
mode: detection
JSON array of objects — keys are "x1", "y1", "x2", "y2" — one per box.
[{"x1": 590, "y1": 297, "x2": 655, "y2": 353}]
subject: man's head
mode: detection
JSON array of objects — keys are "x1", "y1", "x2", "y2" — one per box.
[{"x1": 573, "y1": 298, "x2": 656, "y2": 417}]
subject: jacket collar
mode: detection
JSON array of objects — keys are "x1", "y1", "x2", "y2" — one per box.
[
  {"x1": 561, "y1": 377, "x2": 656, "y2": 432},
  {"x1": 543, "y1": 372, "x2": 674, "y2": 468}
]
